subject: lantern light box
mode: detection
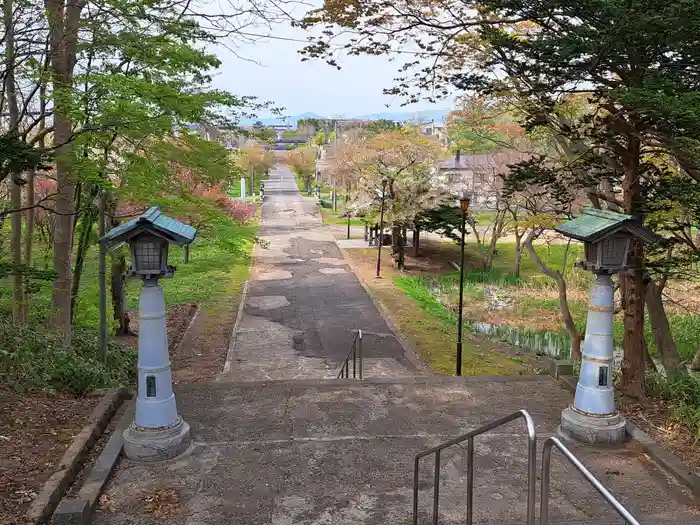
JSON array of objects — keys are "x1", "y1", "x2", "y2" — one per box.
[{"x1": 555, "y1": 208, "x2": 660, "y2": 274}]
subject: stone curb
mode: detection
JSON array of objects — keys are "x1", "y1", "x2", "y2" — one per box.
[
  {"x1": 334, "y1": 242, "x2": 432, "y2": 375},
  {"x1": 52, "y1": 402, "x2": 134, "y2": 525},
  {"x1": 26, "y1": 387, "x2": 130, "y2": 524},
  {"x1": 219, "y1": 278, "x2": 250, "y2": 377},
  {"x1": 555, "y1": 372, "x2": 700, "y2": 498},
  {"x1": 174, "y1": 303, "x2": 201, "y2": 355}
]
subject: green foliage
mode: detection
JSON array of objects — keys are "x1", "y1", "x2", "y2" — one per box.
[
  {"x1": 0, "y1": 320, "x2": 137, "y2": 396},
  {"x1": 647, "y1": 372, "x2": 700, "y2": 438},
  {"x1": 364, "y1": 119, "x2": 400, "y2": 136},
  {"x1": 0, "y1": 134, "x2": 52, "y2": 186}
]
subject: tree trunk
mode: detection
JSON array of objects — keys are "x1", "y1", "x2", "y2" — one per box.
[
  {"x1": 107, "y1": 201, "x2": 132, "y2": 336},
  {"x1": 110, "y1": 251, "x2": 132, "y2": 336},
  {"x1": 645, "y1": 280, "x2": 681, "y2": 373},
  {"x1": 619, "y1": 133, "x2": 647, "y2": 398},
  {"x1": 525, "y1": 232, "x2": 582, "y2": 361},
  {"x1": 5, "y1": 0, "x2": 25, "y2": 323},
  {"x1": 47, "y1": 0, "x2": 84, "y2": 342},
  {"x1": 391, "y1": 225, "x2": 404, "y2": 270},
  {"x1": 485, "y1": 215, "x2": 504, "y2": 270},
  {"x1": 513, "y1": 233, "x2": 523, "y2": 278},
  {"x1": 24, "y1": 171, "x2": 35, "y2": 266},
  {"x1": 467, "y1": 216, "x2": 487, "y2": 268},
  {"x1": 412, "y1": 227, "x2": 420, "y2": 256},
  {"x1": 70, "y1": 212, "x2": 96, "y2": 323}
]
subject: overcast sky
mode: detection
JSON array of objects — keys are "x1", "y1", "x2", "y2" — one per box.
[{"x1": 209, "y1": 21, "x2": 453, "y2": 118}]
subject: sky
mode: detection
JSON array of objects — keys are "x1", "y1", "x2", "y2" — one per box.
[{"x1": 209, "y1": 20, "x2": 453, "y2": 118}]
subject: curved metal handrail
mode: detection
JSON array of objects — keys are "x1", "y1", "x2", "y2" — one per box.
[
  {"x1": 336, "y1": 329, "x2": 363, "y2": 379},
  {"x1": 540, "y1": 436, "x2": 641, "y2": 525},
  {"x1": 413, "y1": 409, "x2": 537, "y2": 525}
]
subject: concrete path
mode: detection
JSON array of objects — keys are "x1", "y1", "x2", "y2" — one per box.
[
  {"x1": 219, "y1": 167, "x2": 419, "y2": 381},
  {"x1": 96, "y1": 377, "x2": 700, "y2": 525}
]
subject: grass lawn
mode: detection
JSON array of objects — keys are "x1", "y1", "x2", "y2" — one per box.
[{"x1": 342, "y1": 245, "x2": 544, "y2": 376}]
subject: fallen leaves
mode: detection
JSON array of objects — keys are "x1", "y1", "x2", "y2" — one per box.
[
  {"x1": 144, "y1": 487, "x2": 181, "y2": 518},
  {"x1": 99, "y1": 493, "x2": 116, "y2": 513}
]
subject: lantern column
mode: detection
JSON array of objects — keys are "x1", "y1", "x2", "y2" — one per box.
[
  {"x1": 122, "y1": 276, "x2": 191, "y2": 461},
  {"x1": 561, "y1": 271, "x2": 626, "y2": 444}
]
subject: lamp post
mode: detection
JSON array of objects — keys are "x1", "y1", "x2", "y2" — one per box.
[
  {"x1": 100, "y1": 207, "x2": 196, "y2": 461},
  {"x1": 456, "y1": 193, "x2": 471, "y2": 376},
  {"x1": 347, "y1": 213, "x2": 351, "y2": 240},
  {"x1": 376, "y1": 178, "x2": 388, "y2": 278}
]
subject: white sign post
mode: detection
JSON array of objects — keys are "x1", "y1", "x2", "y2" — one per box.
[{"x1": 240, "y1": 177, "x2": 246, "y2": 201}]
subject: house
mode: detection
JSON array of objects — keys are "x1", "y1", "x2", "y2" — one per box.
[
  {"x1": 433, "y1": 150, "x2": 531, "y2": 209},
  {"x1": 419, "y1": 121, "x2": 447, "y2": 143}
]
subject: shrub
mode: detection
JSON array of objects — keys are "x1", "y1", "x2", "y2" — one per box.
[
  {"x1": 0, "y1": 318, "x2": 137, "y2": 397},
  {"x1": 647, "y1": 371, "x2": 700, "y2": 438},
  {"x1": 224, "y1": 198, "x2": 255, "y2": 223}
]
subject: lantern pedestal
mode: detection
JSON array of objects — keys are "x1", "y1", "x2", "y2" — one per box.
[
  {"x1": 122, "y1": 279, "x2": 191, "y2": 461},
  {"x1": 560, "y1": 273, "x2": 626, "y2": 445},
  {"x1": 561, "y1": 407, "x2": 626, "y2": 445}
]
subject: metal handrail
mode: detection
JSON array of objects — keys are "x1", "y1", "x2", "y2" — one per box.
[
  {"x1": 540, "y1": 436, "x2": 641, "y2": 525},
  {"x1": 336, "y1": 329, "x2": 363, "y2": 379},
  {"x1": 412, "y1": 409, "x2": 536, "y2": 525}
]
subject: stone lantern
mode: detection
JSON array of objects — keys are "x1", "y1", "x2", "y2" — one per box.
[
  {"x1": 100, "y1": 207, "x2": 197, "y2": 461},
  {"x1": 554, "y1": 208, "x2": 660, "y2": 444}
]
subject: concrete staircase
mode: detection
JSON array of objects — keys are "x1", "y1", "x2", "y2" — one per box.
[{"x1": 96, "y1": 376, "x2": 700, "y2": 525}]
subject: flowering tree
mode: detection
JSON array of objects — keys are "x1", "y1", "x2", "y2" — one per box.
[
  {"x1": 355, "y1": 130, "x2": 444, "y2": 269},
  {"x1": 286, "y1": 146, "x2": 317, "y2": 194}
]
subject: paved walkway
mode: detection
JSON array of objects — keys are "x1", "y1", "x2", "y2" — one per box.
[
  {"x1": 97, "y1": 377, "x2": 700, "y2": 525},
  {"x1": 219, "y1": 167, "x2": 419, "y2": 381}
]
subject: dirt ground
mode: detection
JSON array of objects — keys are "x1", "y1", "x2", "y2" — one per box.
[
  {"x1": 0, "y1": 302, "x2": 212, "y2": 525},
  {"x1": 621, "y1": 397, "x2": 700, "y2": 474},
  {"x1": 0, "y1": 388, "x2": 102, "y2": 525}
]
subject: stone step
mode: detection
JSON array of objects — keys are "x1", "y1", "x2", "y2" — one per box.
[{"x1": 96, "y1": 376, "x2": 699, "y2": 525}]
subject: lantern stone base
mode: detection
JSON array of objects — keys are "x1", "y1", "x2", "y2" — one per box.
[
  {"x1": 560, "y1": 406, "x2": 626, "y2": 445},
  {"x1": 122, "y1": 417, "x2": 191, "y2": 462}
]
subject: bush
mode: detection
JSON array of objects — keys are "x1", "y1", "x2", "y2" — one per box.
[
  {"x1": 224, "y1": 198, "x2": 255, "y2": 222},
  {"x1": 647, "y1": 371, "x2": 700, "y2": 438},
  {"x1": 0, "y1": 318, "x2": 137, "y2": 397}
]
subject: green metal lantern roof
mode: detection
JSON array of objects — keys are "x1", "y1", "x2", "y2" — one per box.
[
  {"x1": 99, "y1": 207, "x2": 197, "y2": 248},
  {"x1": 554, "y1": 208, "x2": 660, "y2": 244}
]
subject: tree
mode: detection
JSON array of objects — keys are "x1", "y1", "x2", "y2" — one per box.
[
  {"x1": 365, "y1": 119, "x2": 400, "y2": 136},
  {"x1": 447, "y1": 96, "x2": 527, "y2": 155},
  {"x1": 286, "y1": 146, "x2": 317, "y2": 194},
  {"x1": 354, "y1": 130, "x2": 443, "y2": 269},
  {"x1": 236, "y1": 140, "x2": 275, "y2": 194},
  {"x1": 300, "y1": 0, "x2": 700, "y2": 398}
]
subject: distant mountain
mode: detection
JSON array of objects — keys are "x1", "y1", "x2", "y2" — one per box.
[{"x1": 239, "y1": 108, "x2": 451, "y2": 127}]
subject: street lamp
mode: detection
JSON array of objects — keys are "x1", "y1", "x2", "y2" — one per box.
[
  {"x1": 100, "y1": 207, "x2": 196, "y2": 461},
  {"x1": 456, "y1": 192, "x2": 471, "y2": 376},
  {"x1": 376, "y1": 179, "x2": 388, "y2": 278}
]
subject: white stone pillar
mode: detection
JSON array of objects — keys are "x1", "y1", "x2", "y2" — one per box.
[
  {"x1": 122, "y1": 279, "x2": 190, "y2": 461},
  {"x1": 561, "y1": 273, "x2": 626, "y2": 444},
  {"x1": 240, "y1": 177, "x2": 247, "y2": 201}
]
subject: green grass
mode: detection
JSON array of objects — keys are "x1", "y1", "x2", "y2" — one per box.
[
  {"x1": 321, "y1": 208, "x2": 365, "y2": 226},
  {"x1": 391, "y1": 275, "x2": 530, "y2": 375}
]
